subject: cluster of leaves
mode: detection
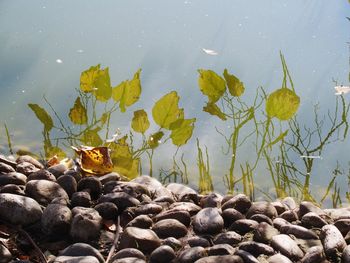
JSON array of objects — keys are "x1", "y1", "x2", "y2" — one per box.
[{"x1": 29, "y1": 65, "x2": 195, "y2": 179}]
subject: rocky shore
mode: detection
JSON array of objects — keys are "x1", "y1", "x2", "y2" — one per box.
[{"x1": 1, "y1": 154, "x2": 350, "y2": 262}]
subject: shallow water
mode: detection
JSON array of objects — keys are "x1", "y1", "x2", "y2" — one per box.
[{"x1": 0, "y1": 1, "x2": 350, "y2": 207}]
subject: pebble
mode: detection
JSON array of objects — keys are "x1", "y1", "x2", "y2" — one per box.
[
  {"x1": 271, "y1": 234, "x2": 304, "y2": 260},
  {"x1": 246, "y1": 201, "x2": 278, "y2": 219},
  {"x1": 283, "y1": 224, "x2": 319, "y2": 239},
  {"x1": 153, "y1": 209, "x2": 191, "y2": 227},
  {"x1": 280, "y1": 210, "x2": 298, "y2": 222},
  {"x1": 0, "y1": 184, "x2": 25, "y2": 195},
  {"x1": 77, "y1": 177, "x2": 102, "y2": 199},
  {"x1": 70, "y1": 207, "x2": 102, "y2": 242},
  {"x1": 0, "y1": 243, "x2": 12, "y2": 263},
  {"x1": 334, "y1": 219, "x2": 350, "y2": 236},
  {"x1": 134, "y1": 203, "x2": 163, "y2": 216},
  {"x1": 126, "y1": 214, "x2": 153, "y2": 229},
  {"x1": 253, "y1": 222, "x2": 279, "y2": 243},
  {"x1": 71, "y1": 191, "x2": 91, "y2": 207},
  {"x1": 234, "y1": 250, "x2": 259, "y2": 263},
  {"x1": 58, "y1": 243, "x2": 105, "y2": 263},
  {"x1": 229, "y1": 219, "x2": 259, "y2": 234},
  {"x1": 16, "y1": 161, "x2": 40, "y2": 175},
  {"x1": 320, "y1": 224, "x2": 347, "y2": 259},
  {"x1": 152, "y1": 218, "x2": 187, "y2": 238},
  {"x1": 166, "y1": 182, "x2": 197, "y2": 200},
  {"x1": 222, "y1": 208, "x2": 245, "y2": 227},
  {"x1": 238, "y1": 241, "x2": 274, "y2": 257},
  {"x1": 131, "y1": 175, "x2": 172, "y2": 198},
  {"x1": 268, "y1": 253, "x2": 293, "y2": 263},
  {"x1": 0, "y1": 162, "x2": 16, "y2": 174},
  {"x1": 193, "y1": 207, "x2": 224, "y2": 235},
  {"x1": 177, "y1": 246, "x2": 207, "y2": 263},
  {"x1": 0, "y1": 172, "x2": 26, "y2": 186},
  {"x1": 207, "y1": 244, "x2": 236, "y2": 256},
  {"x1": 213, "y1": 231, "x2": 242, "y2": 246},
  {"x1": 149, "y1": 245, "x2": 176, "y2": 263},
  {"x1": 16, "y1": 155, "x2": 44, "y2": 169},
  {"x1": 27, "y1": 169, "x2": 56, "y2": 181},
  {"x1": 249, "y1": 214, "x2": 273, "y2": 225},
  {"x1": 41, "y1": 203, "x2": 72, "y2": 236},
  {"x1": 281, "y1": 197, "x2": 297, "y2": 210},
  {"x1": 47, "y1": 163, "x2": 68, "y2": 178},
  {"x1": 98, "y1": 172, "x2": 121, "y2": 185},
  {"x1": 112, "y1": 258, "x2": 146, "y2": 263},
  {"x1": 169, "y1": 201, "x2": 201, "y2": 216},
  {"x1": 112, "y1": 248, "x2": 146, "y2": 260},
  {"x1": 57, "y1": 175, "x2": 77, "y2": 198},
  {"x1": 194, "y1": 255, "x2": 244, "y2": 263},
  {"x1": 200, "y1": 192, "x2": 222, "y2": 208},
  {"x1": 162, "y1": 237, "x2": 182, "y2": 250},
  {"x1": 98, "y1": 192, "x2": 140, "y2": 211},
  {"x1": 187, "y1": 236, "x2": 211, "y2": 247},
  {"x1": 301, "y1": 246, "x2": 326, "y2": 263},
  {"x1": 342, "y1": 245, "x2": 350, "y2": 262},
  {"x1": 299, "y1": 201, "x2": 325, "y2": 217},
  {"x1": 301, "y1": 212, "x2": 328, "y2": 228},
  {"x1": 221, "y1": 194, "x2": 252, "y2": 213},
  {"x1": 94, "y1": 202, "x2": 118, "y2": 221},
  {"x1": 53, "y1": 256, "x2": 100, "y2": 263}
]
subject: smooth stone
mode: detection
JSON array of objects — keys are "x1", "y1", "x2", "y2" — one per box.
[
  {"x1": 234, "y1": 250, "x2": 259, "y2": 263},
  {"x1": 0, "y1": 161, "x2": 16, "y2": 174},
  {"x1": 187, "y1": 236, "x2": 211, "y2": 248},
  {"x1": 222, "y1": 208, "x2": 245, "y2": 227},
  {"x1": 112, "y1": 248, "x2": 146, "y2": 260},
  {"x1": 27, "y1": 169, "x2": 56, "y2": 181},
  {"x1": 342, "y1": 245, "x2": 350, "y2": 263},
  {"x1": 194, "y1": 255, "x2": 244, "y2": 263},
  {"x1": 153, "y1": 209, "x2": 191, "y2": 227},
  {"x1": 193, "y1": 207, "x2": 224, "y2": 235},
  {"x1": 152, "y1": 218, "x2": 187, "y2": 238},
  {"x1": 112, "y1": 258, "x2": 146, "y2": 263},
  {"x1": 200, "y1": 192, "x2": 223, "y2": 208},
  {"x1": 213, "y1": 231, "x2": 242, "y2": 246},
  {"x1": 134, "y1": 203, "x2": 163, "y2": 216},
  {"x1": 77, "y1": 177, "x2": 102, "y2": 199},
  {"x1": 169, "y1": 202, "x2": 201, "y2": 216},
  {"x1": 207, "y1": 244, "x2": 236, "y2": 256},
  {"x1": 126, "y1": 215, "x2": 153, "y2": 229},
  {"x1": 0, "y1": 155, "x2": 16, "y2": 168},
  {"x1": 98, "y1": 192, "x2": 140, "y2": 211},
  {"x1": 70, "y1": 207, "x2": 102, "y2": 242},
  {"x1": 71, "y1": 191, "x2": 91, "y2": 207},
  {"x1": 16, "y1": 161, "x2": 40, "y2": 175},
  {"x1": 268, "y1": 253, "x2": 293, "y2": 263},
  {"x1": 53, "y1": 256, "x2": 100, "y2": 263},
  {"x1": 162, "y1": 237, "x2": 182, "y2": 250},
  {"x1": 324, "y1": 208, "x2": 350, "y2": 221},
  {"x1": 249, "y1": 214, "x2": 273, "y2": 225},
  {"x1": 131, "y1": 175, "x2": 173, "y2": 198},
  {"x1": 0, "y1": 172, "x2": 26, "y2": 186},
  {"x1": 154, "y1": 196, "x2": 175, "y2": 204},
  {"x1": 281, "y1": 197, "x2": 297, "y2": 210},
  {"x1": 229, "y1": 219, "x2": 259, "y2": 234},
  {"x1": 270, "y1": 201, "x2": 287, "y2": 215},
  {"x1": 94, "y1": 202, "x2": 118, "y2": 221},
  {"x1": 238, "y1": 241, "x2": 274, "y2": 257},
  {"x1": 16, "y1": 155, "x2": 44, "y2": 169},
  {"x1": 25, "y1": 179, "x2": 69, "y2": 205},
  {"x1": 221, "y1": 194, "x2": 251, "y2": 214},
  {"x1": 0, "y1": 184, "x2": 25, "y2": 195},
  {"x1": 57, "y1": 175, "x2": 77, "y2": 198},
  {"x1": 98, "y1": 172, "x2": 121, "y2": 185},
  {"x1": 149, "y1": 245, "x2": 175, "y2": 263},
  {"x1": 280, "y1": 210, "x2": 298, "y2": 222},
  {"x1": 271, "y1": 234, "x2": 304, "y2": 260},
  {"x1": 334, "y1": 219, "x2": 350, "y2": 236},
  {"x1": 272, "y1": 217, "x2": 290, "y2": 231},
  {"x1": 0, "y1": 193, "x2": 42, "y2": 225},
  {"x1": 120, "y1": 207, "x2": 137, "y2": 227},
  {"x1": 301, "y1": 246, "x2": 326, "y2": 263},
  {"x1": 166, "y1": 182, "x2": 197, "y2": 199},
  {"x1": 295, "y1": 238, "x2": 323, "y2": 254},
  {"x1": 0, "y1": 243, "x2": 12, "y2": 263},
  {"x1": 283, "y1": 224, "x2": 319, "y2": 239},
  {"x1": 253, "y1": 222, "x2": 279, "y2": 243},
  {"x1": 64, "y1": 169, "x2": 82, "y2": 184},
  {"x1": 41, "y1": 204, "x2": 72, "y2": 236},
  {"x1": 320, "y1": 224, "x2": 346, "y2": 258},
  {"x1": 246, "y1": 201, "x2": 278, "y2": 219},
  {"x1": 177, "y1": 247, "x2": 206, "y2": 263},
  {"x1": 112, "y1": 181, "x2": 151, "y2": 197},
  {"x1": 47, "y1": 163, "x2": 68, "y2": 178},
  {"x1": 299, "y1": 201, "x2": 325, "y2": 217},
  {"x1": 58, "y1": 243, "x2": 105, "y2": 263},
  {"x1": 119, "y1": 227, "x2": 161, "y2": 254},
  {"x1": 301, "y1": 212, "x2": 328, "y2": 228}
]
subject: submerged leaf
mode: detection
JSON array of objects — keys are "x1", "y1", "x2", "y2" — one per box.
[
  {"x1": 80, "y1": 127, "x2": 103, "y2": 146},
  {"x1": 203, "y1": 102, "x2": 227, "y2": 120},
  {"x1": 28, "y1": 104, "x2": 53, "y2": 132},
  {"x1": 112, "y1": 69, "x2": 141, "y2": 112},
  {"x1": 148, "y1": 131, "x2": 164, "y2": 149},
  {"x1": 131, "y1": 109, "x2": 150, "y2": 134},
  {"x1": 152, "y1": 91, "x2": 183, "y2": 129},
  {"x1": 266, "y1": 88, "x2": 300, "y2": 121},
  {"x1": 69, "y1": 97, "x2": 88, "y2": 125},
  {"x1": 93, "y1": 67, "x2": 112, "y2": 102},
  {"x1": 223, "y1": 69, "x2": 245, "y2": 97},
  {"x1": 80, "y1": 64, "x2": 101, "y2": 92},
  {"x1": 170, "y1": 118, "x2": 196, "y2": 146},
  {"x1": 198, "y1": 69, "x2": 226, "y2": 103}
]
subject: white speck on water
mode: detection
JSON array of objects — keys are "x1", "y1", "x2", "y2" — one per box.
[
  {"x1": 21, "y1": 90, "x2": 25, "y2": 93},
  {"x1": 56, "y1": 59, "x2": 63, "y2": 64},
  {"x1": 158, "y1": 140, "x2": 162, "y2": 144},
  {"x1": 300, "y1": 155, "x2": 322, "y2": 160},
  {"x1": 202, "y1": 48, "x2": 218, "y2": 56},
  {"x1": 76, "y1": 49, "x2": 84, "y2": 53},
  {"x1": 137, "y1": 44, "x2": 142, "y2": 48}
]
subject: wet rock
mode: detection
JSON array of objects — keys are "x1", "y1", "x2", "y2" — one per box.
[
  {"x1": 222, "y1": 208, "x2": 245, "y2": 227},
  {"x1": 131, "y1": 175, "x2": 172, "y2": 199},
  {"x1": 283, "y1": 224, "x2": 319, "y2": 239},
  {"x1": 16, "y1": 161, "x2": 39, "y2": 175},
  {"x1": 119, "y1": 227, "x2": 161, "y2": 254},
  {"x1": 253, "y1": 222, "x2": 279, "y2": 243},
  {"x1": 64, "y1": 169, "x2": 82, "y2": 184},
  {"x1": 167, "y1": 182, "x2": 197, "y2": 199},
  {"x1": 113, "y1": 181, "x2": 151, "y2": 198},
  {"x1": 249, "y1": 214, "x2": 273, "y2": 225},
  {"x1": 27, "y1": 169, "x2": 56, "y2": 181},
  {"x1": 213, "y1": 231, "x2": 242, "y2": 246},
  {"x1": 229, "y1": 219, "x2": 259, "y2": 235},
  {"x1": 112, "y1": 258, "x2": 146, "y2": 263},
  {"x1": 149, "y1": 245, "x2": 175, "y2": 263},
  {"x1": 194, "y1": 255, "x2": 243, "y2": 263},
  {"x1": 295, "y1": 238, "x2": 323, "y2": 254},
  {"x1": 152, "y1": 218, "x2": 187, "y2": 238},
  {"x1": 0, "y1": 184, "x2": 25, "y2": 195},
  {"x1": 94, "y1": 202, "x2": 118, "y2": 221},
  {"x1": 271, "y1": 201, "x2": 287, "y2": 215},
  {"x1": 25, "y1": 179, "x2": 69, "y2": 205},
  {"x1": 58, "y1": 243, "x2": 105, "y2": 263},
  {"x1": 71, "y1": 191, "x2": 91, "y2": 207},
  {"x1": 41, "y1": 203, "x2": 72, "y2": 236},
  {"x1": 301, "y1": 246, "x2": 326, "y2": 263},
  {"x1": 57, "y1": 175, "x2": 77, "y2": 198},
  {"x1": 70, "y1": 207, "x2": 102, "y2": 242},
  {"x1": 0, "y1": 193, "x2": 42, "y2": 225},
  {"x1": 234, "y1": 250, "x2": 259, "y2": 263},
  {"x1": 169, "y1": 202, "x2": 201, "y2": 216},
  {"x1": 0, "y1": 172, "x2": 26, "y2": 186},
  {"x1": 162, "y1": 237, "x2": 182, "y2": 250},
  {"x1": 239, "y1": 241, "x2": 274, "y2": 257},
  {"x1": 126, "y1": 215, "x2": 153, "y2": 229},
  {"x1": 221, "y1": 194, "x2": 251, "y2": 214},
  {"x1": 187, "y1": 236, "x2": 211, "y2": 247},
  {"x1": 98, "y1": 192, "x2": 140, "y2": 211},
  {"x1": 134, "y1": 203, "x2": 163, "y2": 216},
  {"x1": 154, "y1": 209, "x2": 191, "y2": 227},
  {"x1": 77, "y1": 177, "x2": 102, "y2": 199},
  {"x1": 271, "y1": 234, "x2": 304, "y2": 260},
  {"x1": 301, "y1": 212, "x2": 328, "y2": 228},
  {"x1": 98, "y1": 172, "x2": 120, "y2": 185},
  {"x1": 53, "y1": 256, "x2": 100, "y2": 263},
  {"x1": 267, "y1": 253, "x2": 293, "y2": 263},
  {"x1": 281, "y1": 197, "x2": 297, "y2": 210},
  {"x1": 246, "y1": 201, "x2": 278, "y2": 219},
  {"x1": 47, "y1": 163, "x2": 68, "y2": 178},
  {"x1": 112, "y1": 248, "x2": 146, "y2": 260},
  {"x1": 334, "y1": 219, "x2": 350, "y2": 236},
  {"x1": 193, "y1": 207, "x2": 224, "y2": 235},
  {"x1": 16, "y1": 155, "x2": 44, "y2": 168},
  {"x1": 177, "y1": 247, "x2": 206, "y2": 263},
  {"x1": 0, "y1": 162, "x2": 16, "y2": 174},
  {"x1": 299, "y1": 201, "x2": 325, "y2": 217},
  {"x1": 325, "y1": 207, "x2": 350, "y2": 221},
  {"x1": 154, "y1": 195, "x2": 175, "y2": 204},
  {"x1": 320, "y1": 224, "x2": 346, "y2": 258},
  {"x1": 272, "y1": 217, "x2": 290, "y2": 231},
  {"x1": 280, "y1": 210, "x2": 298, "y2": 222},
  {"x1": 200, "y1": 192, "x2": 223, "y2": 208},
  {"x1": 0, "y1": 243, "x2": 12, "y2": 263},
  {"x1": 342, "y1": 245, "x2": 350, "y2": 263},
  {"x1": 207, "y1": 244, "x2": 235, "y2": 256}
]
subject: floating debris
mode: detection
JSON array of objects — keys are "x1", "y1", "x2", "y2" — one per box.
[
  {"x1": 202, "y1": 48, "x2": 218, "y2": 56},
  {"x1": 300, "y1": 155, "x2": 322, "y2": 159},
  {"x1": 55, "y1": 59, "x2": 63, "y2": 64},
  {"x1": 334, "y1": 85, "x2": 350, "y2": 95}
]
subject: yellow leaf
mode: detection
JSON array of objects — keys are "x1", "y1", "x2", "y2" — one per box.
[
  {"x1": 203, "y1": 102, "x2": 227, "y2": 120},
  {"x1": 80, "y1": 64, "x2": 101, "y2": 92},
  {"x1": 112, "y1": 69, "x2": 141, "y2": 112},
  {"x1": 131, "y1": 109, "x2": 150, "y2": 134},
  {"x1": 93, "y1": 68, "x2": 112, "y2": 102},
  {"x1": 69, "y1": 97, "x2": 88, "y2": 125},
  {"x1": 152, "y1": 91, "x2": 183, "y2": 129},
  {"x1": 28, "y1": 104, "x2": 53, "y2": 132},
  {"x1": 80, "y1": 127, "x2": 103, "y2": 146},
  {"x1": 198, "y1": 69, "x2": 226, "y2": 103},
  {"x1": 148, "y1": 131, "x2": 164, "y2": 149},
  {"x1": 170, "y1": 118, "x2": 196, "y2": 146},
  {"x1": 266, "y1": 88, "x2": 300, "y2": 121},
  {"x1": 223, "y1": 69, "x2": 245, "y2": 97}
]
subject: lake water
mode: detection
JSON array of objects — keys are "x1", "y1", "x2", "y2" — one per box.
[{"x1": 1, "y1": 1, "x2": 350, "y2": 207}]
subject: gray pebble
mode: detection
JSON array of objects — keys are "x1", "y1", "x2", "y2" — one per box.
[
  {"x1": 58, "y1": 243, "x2": 105, "y2": 263},
  {"x1": 246, "y1": 201, "x2": 278, "y2": 219},
  {"x1": 234, "y1": 250, "x2": 259, "y2": 263},
  {"x1": 222, "y1": 208, "x2": 245, "y2": 227},
  {"x1": 229, "y1": 219, "x2": 259, "y2": 234},
  {"x1": 187, "y1": 236, "x2": 211, "y2": 247},
  {"x1": 27, "y1": 169, "x2": 56, "y2": 181},
  {"x1": 70, "y1": 207, "x2": 102, "y2": 242},
  {"x1": 271, "y1": 234, "x2": 304, "y2": 260},
  {"x1": 301, "y1": 212, "x2": 328, "y2": 228},
  {"x1": 221, "y1": 194, "x2": 251, "y2": 214},
  {"x1": 301, "y1": 246, "x2": 326, "y2": 263},
  {"x1": 214, "y1": 231, "x2": 242, "y2": 246},
  {"x1": 207, "y1": 244, "x2": 236, "y2": 256},
  {"x1": 0, "y1": 172, "x2": 26, "y2": 186},
  {"x1": 98, "y1": 192, "x2": 140, "y2": 211},
  {"x1": 53, "y1": 256, "x2": 100, "y2": 263},
  {"x1": 177, "y1": 247, "x2": 206, "y2": 263},
  {"x1": 154, "y1": 209, "x2": 191, "y2": 227},
  {"x1": 239, "y1": 241, "x2": 274, "y2": 257},
  {"x1": 193, "y1": 207, "x2": 224, "y2": 235},
  {"x1": 41, "y1": 203, "x2": 71, "y2": 236},
  {"x1": 194, "y1": 255, "x2": 244, "y2": 263},
  {"x1": 267, "y1": 253, "x2": 293, "y2": 263},
  {"x1": 253, "y1": 222, "x2": 279, "y2": 243},
  {"x1": 112, "y1": 248, "x2": 146, "y2": 260},
  {"x1": 126, "y1": 214, "x2": 153, "y2": 229},
  {"x1": 152, "y1": 218, "x2": 187, "y2": 238},
  {"x1": 320, "y1": 224, "x2": 346, "y2": 258},
  {"x1": 200, "y1": 192, "x2": 223, "y2": 208}
]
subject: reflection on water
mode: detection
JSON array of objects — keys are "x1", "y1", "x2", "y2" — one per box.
[{"x1": 0, "y1": 1, "x2": 350, "y2": 207}]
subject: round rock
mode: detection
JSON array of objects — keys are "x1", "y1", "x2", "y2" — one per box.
[
  {"x1": 58, "y1": 243, "x2": 104, "y2": 263},
  {"x1": 193, "y1": 207, "x2": 224, "y2": 235},
  {"x1": 70, "y1": 207, "x2": 102, "y2": 242},
  {"x1": 0, "y1": 172, "x2": 26, "y2": 186},
  {"x1": 246, "y1": 201, "x2": 278, "y2": 219},
  {"x1": 41, "y1": 203, "x2": 72, "y2": 236},
  {"x1": 149, "y1": 245, "x2": 175, "y2": 263},
  {"x1": 152, "y1": 219, "x2": 187, "y2": 238},
  {"x1": 27, "y1": 169, "x2": 56, "y2": 182},
  {"x1": 57, "y1": 175, "x2": 77, "y2": 198}
]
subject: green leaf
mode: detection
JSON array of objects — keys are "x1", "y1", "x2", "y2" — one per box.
[
  {"x1": 45, "y1": 146, "x2": 66, "y2": 159},
  {"x1": 203, "y1": 102, "x2": 227, "y2": 120},
  {"x1": 80, "y1": 64, "x2": 101, "y2": 92},
  {"x1": 223, "y1": 69, "x2": 245, "y2": 97},
  {"x1": 93, "y1": 67, "x2": 112, "y2": 102},
  {"x1": 28, "y1": 104, "x2": 53, "y2": 132},
  {"x1": 266, "y1": 88, "x2": 300, "y2": 121},
  {"x1": 148, "y1": 131, "x2": 164, "y2": 149},
  {"x1": 152, "y1": 91, "x2": 184, "y2": 129},
  {"x1": 170, "y1": 118, "x2": 196, "y2": 146},
  {"x1": 69, "y1": 97, "x2": 88, "y2": 125},
  {"x1": 267, "y1": 130, "x2": 288, "y2": 148},
  {"x1": 131, "y1": 109, "x2": 150, "y2": 134},
  {"x1": 112, "y1": 69, "x2": 141, "y2": 112},
  {"x1": 80, "y1": 127, "x2": 103, "y2": 146},
  {"x1": 198, "y1": 69, "x2": 226, "y2": 103}
]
